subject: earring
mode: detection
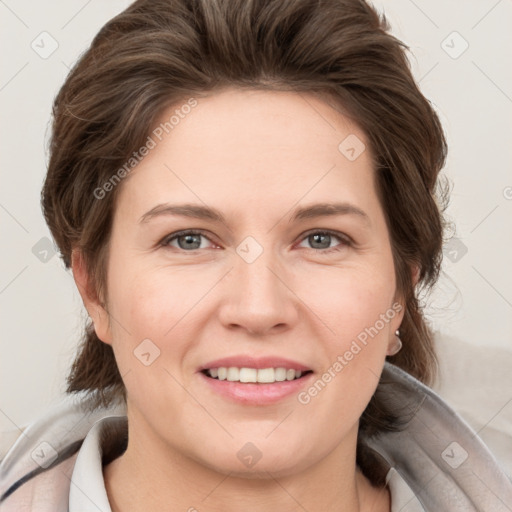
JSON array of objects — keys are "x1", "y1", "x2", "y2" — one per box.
[{"x1": 387, "y1": 329, "x2": 402, "y2": 356}]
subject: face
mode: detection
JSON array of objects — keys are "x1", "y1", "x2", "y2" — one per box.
[{"x1": 80, "y1": 87, "x2": 404, "y2": 478}]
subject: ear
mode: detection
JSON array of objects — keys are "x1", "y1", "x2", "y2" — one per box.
[
  {"x1": 390, "y1": 263, "x2": 421, "y2": 331},
  {"x1": 71, "y1": 249, "x2": 113, "y2": 345}
]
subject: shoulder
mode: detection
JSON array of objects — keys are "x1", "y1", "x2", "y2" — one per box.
[
  {"x1": 0, "y1": 394, "x2": 125, "y2": 511},
  {"x1": 365, "y1": 358, "x2": 512, "y2": 511},
  {"x1": 432, "y1": 331, "x2": 512, "y2": 478},
  {"x1": 0, "y1": 454, "x2": 77, "y2": 512}
]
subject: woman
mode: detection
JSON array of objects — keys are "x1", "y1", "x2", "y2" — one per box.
[{"x1": 0, "y1": 0, "x2": 510, "y2": 510}]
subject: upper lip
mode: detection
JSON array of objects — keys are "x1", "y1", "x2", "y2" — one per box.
[{"x1": 199, "y1": 356, "x2": 312, "y2": 372}]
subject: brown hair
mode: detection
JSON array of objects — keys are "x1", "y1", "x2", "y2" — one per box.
[{"x1": 42, "y1": 0, "x2": 448, "y2": 486}]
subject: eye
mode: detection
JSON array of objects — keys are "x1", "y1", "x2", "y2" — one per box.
[
  {"x1": 159, "y1": 229, "x2": 352, "y2": 253},
  {"x1": 161, "y1": 230, "x2": 217, "y2": 251},
  {"x1": 297, "y1": 230, "x2": 351, "y2": 252}
]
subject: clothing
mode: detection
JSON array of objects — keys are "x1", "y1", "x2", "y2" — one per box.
[{"x1": 1, "y1": 363, "x2": 511, "y2": 511}]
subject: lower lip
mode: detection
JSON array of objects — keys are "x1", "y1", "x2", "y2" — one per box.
[{"x1": 199, "y1": 372, "x2": 314, "y2": 405}]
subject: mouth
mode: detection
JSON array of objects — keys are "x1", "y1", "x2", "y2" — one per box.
[
  {"x1": 201, "y1": 367, "x2": 313, "y2": 383},
  {"x1": 198, "y1": 356, "x2": 314, "y2": 404}
]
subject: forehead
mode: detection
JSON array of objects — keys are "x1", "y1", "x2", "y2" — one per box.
[
  {"x1": 115, "y1": 88, "x2": 378, "y2": 221},
  {"x1": 154, "y1": 87, "x2": 365, "y2": 160}
]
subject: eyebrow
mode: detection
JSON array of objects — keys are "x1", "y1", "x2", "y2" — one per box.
[
  {"x1": 139, "y1": 202, "x2": 370, "y2": 226},
  {"x1": 139, "y1": 203, "x2": 225, "y2": 224},
  {"x1": 291, "y1": 202, "x2": 370, "y2": 226}
]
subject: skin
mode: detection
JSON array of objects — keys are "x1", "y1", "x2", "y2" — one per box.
[{"x1": 73, "y1": 87, "x2": 414, "y2": 512}]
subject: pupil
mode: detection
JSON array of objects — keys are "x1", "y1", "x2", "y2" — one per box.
[
  {"x1": 179, "y1": 234, "x2": 201, "y2": 250},
  {"x1": 310, "y1": 233, "x2": 330, "y2": 249}
]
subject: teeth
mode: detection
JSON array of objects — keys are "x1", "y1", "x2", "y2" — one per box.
[
  {"x1": 239, "y1": 368, "x2": 257, "y2": 383},
  {"x1": 274, "y1": 368, "x2": 286, "y2": 382},
  {"x1": 206, "y1": 367, "x2": 304, "y2": 383},
  {"x1": 256, "y1": 368, "x2": 275, "y2": 383},
  {"x1": 226, "y1": 367, "x2": 239, "y2": 381}
]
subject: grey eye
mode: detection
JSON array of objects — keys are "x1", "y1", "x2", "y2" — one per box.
[
  {"x1": 308, "y1": 233, "x2": 332, "y2": 249},
  {"x1": 176, "y1": 233, "x2": 203, "y2": 250}
]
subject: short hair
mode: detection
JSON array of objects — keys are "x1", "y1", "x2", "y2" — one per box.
[{"x1": 41, "y1": 0, "x2": 448, "y2": 486}]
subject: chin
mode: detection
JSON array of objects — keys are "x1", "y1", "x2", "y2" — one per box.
[{"x1": 190, "y1": 436, "x2": 317, "y2": 479}]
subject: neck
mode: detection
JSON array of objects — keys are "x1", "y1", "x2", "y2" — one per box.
[{"x1": 103, "y1": 423, "x2": 390, "y2": 512}]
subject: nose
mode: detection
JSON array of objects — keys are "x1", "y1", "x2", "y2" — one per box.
[{"x1": 217, "y1": 246, "x2": 299, "y2": 336}]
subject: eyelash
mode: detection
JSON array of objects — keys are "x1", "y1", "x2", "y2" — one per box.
[{"x1": 159, "y1": 229, "x2": 353, "y2": 253}]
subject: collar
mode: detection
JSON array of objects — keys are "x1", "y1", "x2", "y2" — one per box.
[{"x1": 68, "y1": 417, "x2": 120, "y2": 512}]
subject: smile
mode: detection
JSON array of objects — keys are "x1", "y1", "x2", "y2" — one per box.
[
  {"x1": 198, "y1": 356, "x2": 314, "y2": 404},
  {"x1": 203, "y1": 367, "x2": 310, "y2": 383}
]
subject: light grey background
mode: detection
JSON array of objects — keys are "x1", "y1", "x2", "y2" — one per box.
[{"x1": 1, "y1": 0, "x2": 511, "y2": 434}]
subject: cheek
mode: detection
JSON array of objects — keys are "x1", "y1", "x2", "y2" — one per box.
[
  {"x1": 106, "y1": 264, "x2": 213, "y2": 367},
  {"x1": 103, "y1": 269, "x2": 196, "y2": 415},
  {"x1": 297, "y1": 265, "x2": 396, "y2": 405},
  {"x1": 302, "y1": 263, "x2": 396, "y2": 342}
]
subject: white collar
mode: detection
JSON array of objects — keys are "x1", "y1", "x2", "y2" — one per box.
[
  {"x1": 68, "y1": 418, "x2": 113, "y2": 512},
  {"x1": 386, "y1": 468, "x2": 425, "y2": 511}
]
